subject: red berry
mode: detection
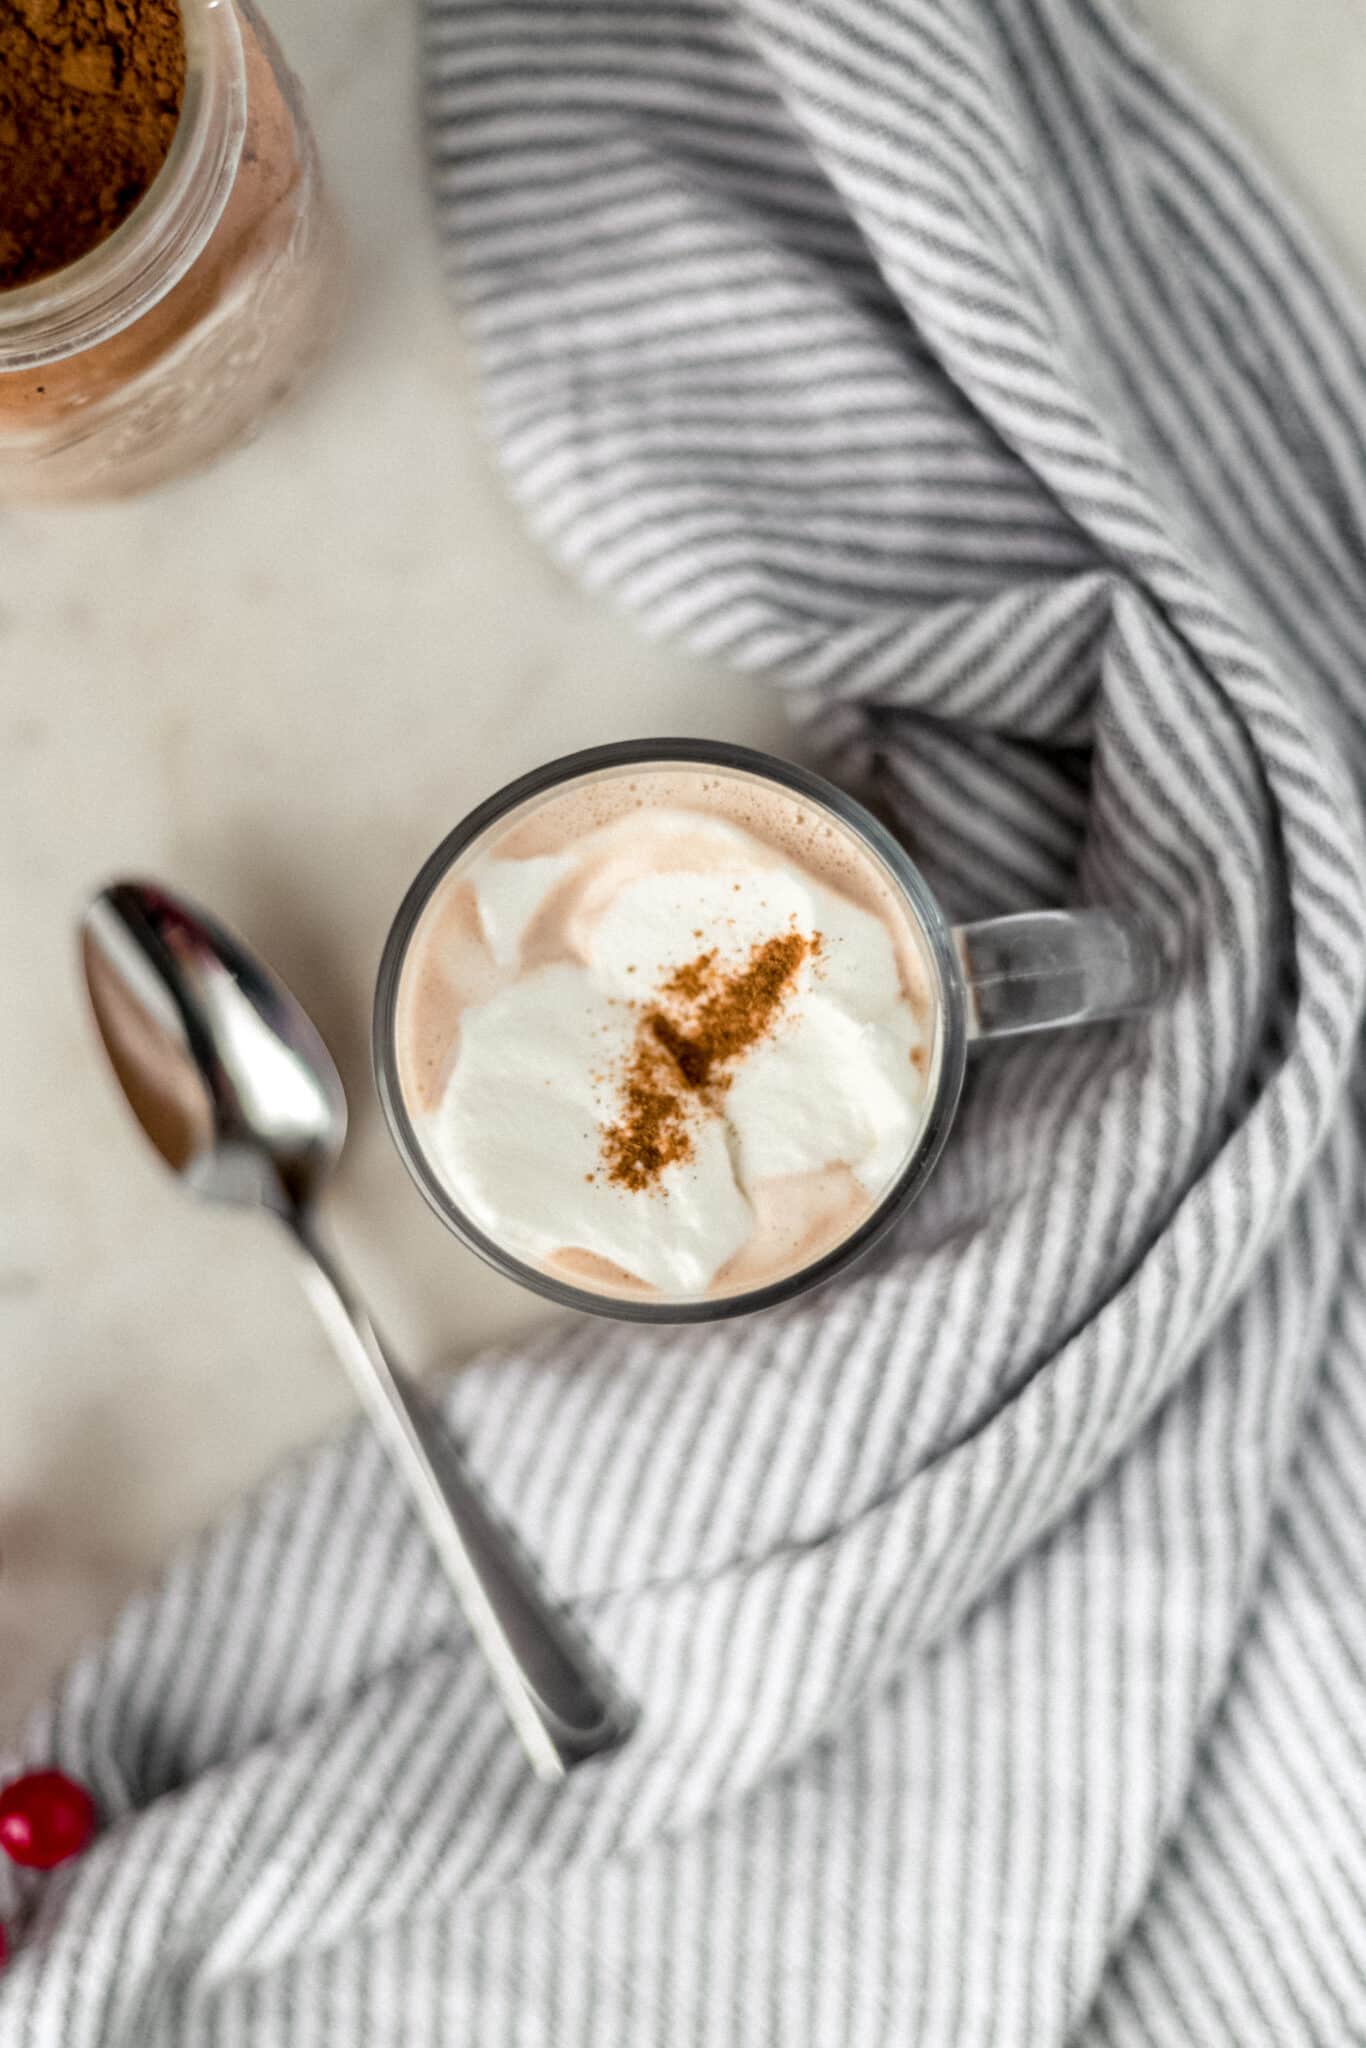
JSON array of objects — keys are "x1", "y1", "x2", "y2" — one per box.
[{"x1": 0, "y1": 1772, "x2": 97, "y2": 1871}]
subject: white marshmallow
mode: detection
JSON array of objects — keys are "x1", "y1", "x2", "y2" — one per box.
[{"x1": 473, "y1": 854, "x2": 573, "y2": 966}]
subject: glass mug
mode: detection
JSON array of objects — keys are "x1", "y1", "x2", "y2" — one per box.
[{"x1": 374, "y1": 742, "x2": 1163, "y2": 1324}]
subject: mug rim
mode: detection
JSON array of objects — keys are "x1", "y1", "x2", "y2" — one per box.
[{"x1": 372, "y1": 739, "x2": 969, "y2": 1323}]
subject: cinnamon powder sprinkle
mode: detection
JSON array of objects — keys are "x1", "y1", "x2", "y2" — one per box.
[{"x1": 600, "y1": 930, "x2": 817, "y2": 1192}]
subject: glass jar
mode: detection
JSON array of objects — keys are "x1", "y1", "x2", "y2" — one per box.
[{"x1": 0, "y1": 0, "x2": 344, "y2": 502}]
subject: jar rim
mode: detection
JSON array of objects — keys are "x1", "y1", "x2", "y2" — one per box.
[{"x1": 0, "y1": 0, "x2": 247, "y2": 372}]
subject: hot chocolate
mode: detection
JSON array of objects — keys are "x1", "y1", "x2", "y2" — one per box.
[{"x1": 392, "y1": 761, "x2": 943, "y2": 1307}]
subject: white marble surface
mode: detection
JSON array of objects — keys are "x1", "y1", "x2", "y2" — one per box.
[{"x1": 2, "y1": 0, "x2": 1363, "y2": 1741}]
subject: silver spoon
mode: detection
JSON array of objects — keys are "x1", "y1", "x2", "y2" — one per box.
[{"x1": 80, "y1": 878, "x2": 631, "y2": 1781}]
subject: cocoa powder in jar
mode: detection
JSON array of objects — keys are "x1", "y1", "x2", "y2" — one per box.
[
  {"x1": 0, "y1": 0, "x2": 187, "y2": 289},
  {"x1": 0, "y1": 1, "x2": 312, "y2": 432}
]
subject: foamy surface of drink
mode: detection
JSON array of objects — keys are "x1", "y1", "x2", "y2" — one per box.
[{"x1": 394, "y1": 764, "x2": 941, "y2": 1302}]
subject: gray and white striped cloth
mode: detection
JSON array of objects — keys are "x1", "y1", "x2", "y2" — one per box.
[{"x1": 5, "y1": 0, "x2": 1366, "y2": 2039}]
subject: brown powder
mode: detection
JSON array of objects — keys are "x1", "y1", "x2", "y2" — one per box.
[
  {"x1": 601, "y1": 930, "x2": 816, "y2": 1192},
  {"x1": 600, "y1": 1037, "x2": 697, "y2": 1194},
  {"x1": 659, "y1": 951, "x2": 717, "y2": 1004},
  {"x1": 0, "y1": 0, "x2": 187, "y2": 290}
]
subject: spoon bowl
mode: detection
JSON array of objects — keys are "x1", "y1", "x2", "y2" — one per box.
[{"x1": 83, "y1": 882, "x2": 345, "y2": 1213}]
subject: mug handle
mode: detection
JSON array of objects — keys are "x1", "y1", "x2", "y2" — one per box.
[{"x1": 953, "y1": 910, "x2": 1165, "y2": 1042}]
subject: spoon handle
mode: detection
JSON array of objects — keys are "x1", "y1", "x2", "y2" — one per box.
[{"x1": 285, "y1": 1213, "x2": 633, "y2": 1781}]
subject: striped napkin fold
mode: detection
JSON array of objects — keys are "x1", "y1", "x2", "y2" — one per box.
[{"x1": 5, "y1": 1, "x2": 1366, "y2": 2040}]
